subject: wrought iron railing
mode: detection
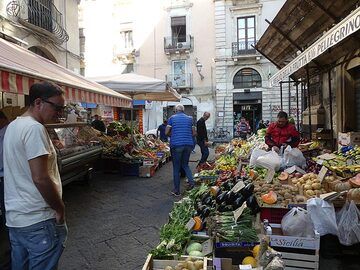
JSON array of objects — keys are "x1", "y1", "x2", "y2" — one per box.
[
  {"x1": 232, "y1": 41, "x2": 257, "y2": 56},
  {"x1": 6, "y1": 0, "x2": 69, "y2": 43},
  {"x1": 164, "y1": 35, "x2": 193, "y2": 53},
  {"x1": 166, "y1": 73, "x2": 193, "y2": 89}
]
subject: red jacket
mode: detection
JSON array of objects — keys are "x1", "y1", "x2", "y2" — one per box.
[{"x1": 265, "y1": 122, "x2": 300, "y2": 148}]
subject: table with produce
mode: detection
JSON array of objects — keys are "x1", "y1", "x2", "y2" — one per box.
[{"x1": 144, "y1": 129, "x2": 360, "y2": 270}]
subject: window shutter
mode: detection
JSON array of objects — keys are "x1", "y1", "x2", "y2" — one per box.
[{"x1": 171, "y1": 16, "x2": 186, "y2": 26}]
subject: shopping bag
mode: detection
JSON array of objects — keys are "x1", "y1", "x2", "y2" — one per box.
[
  {"x1": 255, "y1": 150, "x2": 281, "y2": 171},
  {"x1": 249, "y1": 148, "x2": 268, "y2": 167},
  {"x1": 282, "y1": 145, "x2": 306, "y2": 169},
  {"x1": 338, "y1": 201, "x2": 360, "y2": 246},
  {"x1": 307, "y1": 198, "x2": 338, "y2": 236},
  {"x1": 281, "y1": 207, "x2": 314, "y2": 237}
]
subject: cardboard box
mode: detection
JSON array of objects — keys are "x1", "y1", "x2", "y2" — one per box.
[
  {"x1": 139, "y1": 165, "x2": 156, "y2": 178},
  {"x1": 338, "y1": 132, "x2": 360, "y2": 148}
]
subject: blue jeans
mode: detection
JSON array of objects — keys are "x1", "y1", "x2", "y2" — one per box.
[
  {"x1": 9, "y1": 219, "x2": 68, "y2": 270},
  {"x1": 197, "y1": 139, "x2": 209, "y2": 165},
  {"x1": 171, "y1": 146, "x2": 194, "y2": 193}
]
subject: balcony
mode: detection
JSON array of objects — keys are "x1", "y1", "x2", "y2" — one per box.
[
  {"x1": 6, "y1": 0, "x2": 69, "y2": 44},
  {"x1": 166, "y1": 73, "x2": 193, "y2": 93},
  {"x1": 232, "y1": 41, "x2": 257, "y2": 56},
  {"x1": 164, "y1": 35, "x2": 193, "y2": 54}
]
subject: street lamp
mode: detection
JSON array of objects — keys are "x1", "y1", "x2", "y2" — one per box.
[{"x1": 195, "y1": 58, "x2": 204, "y2": 80}]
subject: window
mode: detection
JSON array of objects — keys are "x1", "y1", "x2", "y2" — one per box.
[
  {"x1": 120, "y1": 30, "x2": 133, "y2": 49},
  {"x1": 171, "y1": 16, "x2": 186, "y2": 43},
  {"x1": 237, "y1": 16, "x2": 256, "y2": 51},
  {"x1": 172, "y1": 60, "x2": 186, "y2": 87},
  {"x1": 28, "y1": 0, "x2": 53, "y2": 33},
  {"x1": 233, "y1": 68, "x2": 262, "y2": 88}
]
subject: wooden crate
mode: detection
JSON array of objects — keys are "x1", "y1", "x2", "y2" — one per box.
[
  {"x1": 142, "y1": 254, "x2": 209, "y2": 270},
  {"x1": 265, "y1": 223, "x2": 320, "y2": 270}
]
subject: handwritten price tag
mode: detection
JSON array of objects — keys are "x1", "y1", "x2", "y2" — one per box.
[
  {"x1": 264, "y1": 169, "x2": 275, "y2": 183},
  {"x1": 231, "y1": 181, "x2": 245, "y2": 193},
  {"x1": 185, "y1": 218, "x2": 195, "y2": 231},
  {"x1": 317, "y1": 166, "x2": 328, "y2": 183},
  {"x1": 233, "y1": 202, "x2": 247, "y2": 222}
]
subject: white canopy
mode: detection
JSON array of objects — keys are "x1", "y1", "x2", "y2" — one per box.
[{"x1": 90, "y1": 73, "x2": 181, "y2": 101}]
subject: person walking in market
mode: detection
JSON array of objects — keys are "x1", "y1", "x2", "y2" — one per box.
[
  {"x1": 3, "y1": 81, "x2": 67, "y2": 270},
  {"x1": 165, "y1": 104, "x2": 196, "y2": 196},
  {"x1": 157, "y1": 120, "x2": 168, "y2": 142},
  {"x1": 236, "y1": 117, "x2": 251, "y2": 140},
  {"x1": 265, "y1": 111, "x2": 300, "y2": 152},
  {"x1": 196, "y1": 112, "x2": 210, "y2": 170},
  {"x1": 0, "y1": 110, "x2": 11, "y2": 270}
]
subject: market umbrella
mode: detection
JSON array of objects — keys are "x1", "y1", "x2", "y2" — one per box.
[{"x1": 89, "y1": 73, "x2": 182, "y2": 137}]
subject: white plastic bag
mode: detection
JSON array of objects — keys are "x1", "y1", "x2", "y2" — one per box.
[
  {"x1": 338, "y1": 201, "x2": 360, "y2": 246},
  {"x1": 283, "y1": 145, "x2": 306, "y2": 169},
  {"x1": 249, "y1": 148, "x2": 267, "y2": 167},
  {"x1": 281, "y1": 207, "x2": 314, "y2": 237},
  {"x1": 307, "y1": 198, "x2": 338, "y2": 236},
  {"x1": 255, "y1": 150, "x2": 281, "y2": 171}
]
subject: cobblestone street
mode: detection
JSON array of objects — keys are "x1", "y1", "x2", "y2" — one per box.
[{"x1": 59, "y1": 150, "x2": 203, "y2": 270}]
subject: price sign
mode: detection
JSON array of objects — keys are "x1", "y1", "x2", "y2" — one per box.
[
  {"x1": 264, "y1": 169, "x2": 275, "y2": 183},
  {"x1": 231, "y1": 181, "x2": 245, "y2": 193},
  {"x1": 185, "y1": 218, "x2": 195, "y2": 231},
  {"x1": 201, "y1": 239, "x2": 213, "y2": 255},
  {"x1": 233, "y1": 202, "x2": 247, "y2": 222},
  {"x1": 317, "y1": 166, "x2": 328, "y2": 183}
]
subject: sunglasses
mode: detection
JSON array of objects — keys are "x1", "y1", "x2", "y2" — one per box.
[{"x1": 42, "y1": 100, "x2": 66, "y2": 112}]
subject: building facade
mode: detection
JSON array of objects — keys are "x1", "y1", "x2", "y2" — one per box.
[
  {"x1": 0, "y1": 0, "x2": 81, "y2": 107},
  {"x1": 214, "y1": 0, "x2": 300, "y2": 136}
]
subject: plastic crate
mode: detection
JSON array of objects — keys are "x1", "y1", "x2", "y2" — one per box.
[
  {"x1": 120, "y1": 162, "x2": 140, "y2": 176},
  {"x1": 260, "y1": 207, "x2": 290, "y2": 224}
]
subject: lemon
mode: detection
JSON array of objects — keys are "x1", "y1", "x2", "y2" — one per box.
[
  {"x1": 252, "y1": 244, "x2": 261, "y2": 258},
  {"x1": 242, "y1": 256, "x2": 257, "y2": 267}
]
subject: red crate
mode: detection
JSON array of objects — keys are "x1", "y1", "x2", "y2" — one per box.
[{"x1": 260, "y1": 207, "x2": 290, "y2": 224}]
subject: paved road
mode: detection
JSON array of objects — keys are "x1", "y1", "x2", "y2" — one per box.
[{"x1": 59, "y1": 148, "x2": 204, "y2": 270}]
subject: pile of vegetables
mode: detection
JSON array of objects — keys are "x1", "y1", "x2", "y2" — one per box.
[{"x1": 163, "y1": 257, "x2": 204, "y2": 270}]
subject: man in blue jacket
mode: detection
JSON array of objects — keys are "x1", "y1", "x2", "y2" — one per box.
[{"x1": 166, "y1": 104, "x2": 195, "y2": 196}]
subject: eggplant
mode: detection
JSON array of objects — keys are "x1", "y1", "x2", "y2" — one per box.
[
  {"x1": 201, "y1": 207, "x2": 211, "y2": 218},
  {"x1": 203, "y1": 196, "x2": 213, "y2": 206},
  {"x1": 233, "y1": 194, "x2": 245, "y2": 208},
  {"x1": 246, "y1": 195, "x2": 260, "y2": 215},
  {"x1": 217, "y1": 202, "x2": 228, "y2": 212},
  {"x1": 216, "y1": 192, "x2": 227, "y2": 204},
  {"x1": 241, "y1": 183, "x2": 255, "y2": 199},
  {"x1": 224, "y1": 191, "x2": 236, "y2": 205},
  {"x1": 201, "y1": 192, "x2": 211, "y2": 203}
]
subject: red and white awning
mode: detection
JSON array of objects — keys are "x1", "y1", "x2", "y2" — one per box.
[{"x1": 0, "y1": 38, "x2": 131, "y2": 108}]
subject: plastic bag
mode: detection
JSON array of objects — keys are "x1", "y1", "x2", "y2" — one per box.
[
  {"x1": 338, "y1": 201, "x2": 360, "y2": 246},
  {"x1": 249, "y1": 148, "x2": 267, "y2": 167},
  {"x1": 282, "y1": 145, "x2": 306, "y2": 169},
  {"x1": 307, "y1": 198, "x2": 338, "y2": 236},
  {"x1": 259, "y1": 249, "x2": 282, "y2": 267},
  {"x1": 264, "y1": 256, "x2": 285, "y2": 270},
  {"x1": 255, "y1": 150, "x2": 281, "y2": 171},
  {"x1": 281, "y1": 207, "x2": 314, "y2": 237}
]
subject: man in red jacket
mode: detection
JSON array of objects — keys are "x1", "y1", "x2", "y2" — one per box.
[{"x1": 265, "y1": 111, "x2": 300, "y2": 151}]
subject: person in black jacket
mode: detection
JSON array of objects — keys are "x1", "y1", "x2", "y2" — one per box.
[
  {"x1": 196, "y1": 112, "x2": 210, "y2": 168},
  {"x1": 91, "y1": 114, "x2": 106, "y2": 132}
]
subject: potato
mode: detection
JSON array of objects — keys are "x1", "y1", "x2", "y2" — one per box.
[
  {"x1": 304, "y1": 184, "x2": 312, "y2": 190},
  {"x1": 165, "y1": 266, "x2": 174, "y2": 270},
  {"x1": 284, "y1": 192, "x2": 292, "y2": 199},
  {"x1": 194, "y1": 260, "x2": 204, "y2": 270},
  {"x1": 306, "y1": 180, "x2": 313, "y2": 186},
  {"x1": 292, "y1": 178, "x2": 298, "y2": 184},
  {"x1": 311, "y1": 183, "x2": 322, "y2": 190},
  {"x1": 306, "y1": 190, "x2": 315, "y2": 196}
]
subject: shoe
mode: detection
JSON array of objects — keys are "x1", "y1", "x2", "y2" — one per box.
[{"x1": 171, "y1": 190, "x2": 181, "y2": 197}]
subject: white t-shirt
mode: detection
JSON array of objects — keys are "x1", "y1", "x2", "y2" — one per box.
[{"x1": 4, "y1": 116, "x2": 62, "y2": 227}]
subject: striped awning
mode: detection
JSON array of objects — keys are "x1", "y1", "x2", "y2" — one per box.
[{"x1": 0, "y1": 38, "x2": 131, "y2": 108}]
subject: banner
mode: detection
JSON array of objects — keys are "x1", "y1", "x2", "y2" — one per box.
[{"x1": 269, "y1": 6, "x2": 360, "y2": 86}]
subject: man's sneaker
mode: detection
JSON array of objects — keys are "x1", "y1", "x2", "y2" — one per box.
[{"x1": 171, "y1": 190, "x2": 181, "y2": 197}]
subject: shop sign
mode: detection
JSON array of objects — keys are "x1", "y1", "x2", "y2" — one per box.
[
  {"x1": 270, "y1": 235, "x2": 319, "y2": 250},
  {"x1": 270, "y1": 6, "x2": 360, "y2": 86}
]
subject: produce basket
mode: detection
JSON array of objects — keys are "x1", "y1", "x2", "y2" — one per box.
[{"x1": 142, "y1": 254, "x2": 210, "y2": 270}]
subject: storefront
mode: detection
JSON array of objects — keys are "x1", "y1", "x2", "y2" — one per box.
[{"x1": 255, "y1": 1, "x2": 360, "y2": 148}]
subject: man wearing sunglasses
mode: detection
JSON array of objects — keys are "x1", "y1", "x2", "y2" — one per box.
[{"x1": 3, "y1": 81, "x2": 67, "y2": 270}]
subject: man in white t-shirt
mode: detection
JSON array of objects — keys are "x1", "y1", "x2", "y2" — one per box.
[{"x1": 4, "y1": 81, "x2": 67, "y2": 270}]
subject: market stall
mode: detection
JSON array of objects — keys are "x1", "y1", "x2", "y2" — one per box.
[{"x1": 144, "y1": 128, "x2": 360, "y2": 270}]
